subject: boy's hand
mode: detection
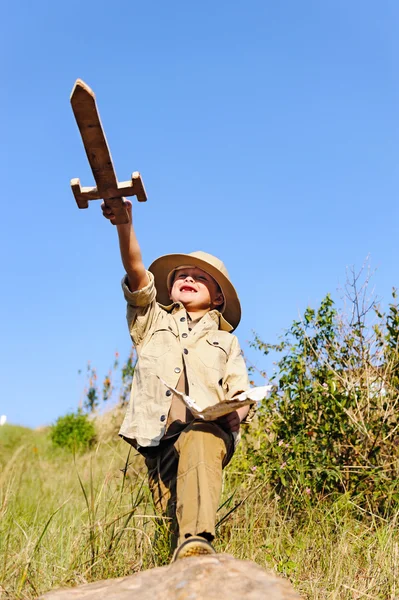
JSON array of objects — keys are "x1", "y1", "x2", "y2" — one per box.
[
  {"x1": 101, "y1": 198, "x2": 132, "y2": 224},
  {"x1": 217, "y1": 410, "x2": 240, "y2": 433},
  {"x1": 217, "y1": 404, "x2": 250, "y2": 433}
]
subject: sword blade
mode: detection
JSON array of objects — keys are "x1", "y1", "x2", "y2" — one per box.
[{"x1": 70, "y1": 79, "x2": 119, "y2": 199}]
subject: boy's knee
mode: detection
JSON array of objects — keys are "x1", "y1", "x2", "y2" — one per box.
[
  {"x1": 182, "y1": 421, "x2": 227, "y2": 445},
  {"x1": 177, "y1": 421, "x2": 232, "y2": 461},
  {"x1": 186, "y1": 420, "x2": 229, "y2": 438}
]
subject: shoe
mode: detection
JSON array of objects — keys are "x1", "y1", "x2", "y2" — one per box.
[{"x1": 172, "y1": 536, "x2": 216, "y2": 560}]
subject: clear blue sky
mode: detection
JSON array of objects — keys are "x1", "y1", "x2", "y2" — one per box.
[{"x1": 1, "y1": 1, "x2": 398, "y2": 428}]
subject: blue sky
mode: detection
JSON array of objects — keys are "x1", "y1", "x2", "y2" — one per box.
[{"x1": 1, "y1": 1, "x2": 398, "y2": 428}]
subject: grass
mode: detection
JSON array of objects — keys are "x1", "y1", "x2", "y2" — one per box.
[{"x1": 0, "y1": 420, "x2": 398, "y2": 599}]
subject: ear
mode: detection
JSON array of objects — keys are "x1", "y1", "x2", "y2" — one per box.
[{"x1": 213, "y1": 293, "x2": 224, "y2": 307}]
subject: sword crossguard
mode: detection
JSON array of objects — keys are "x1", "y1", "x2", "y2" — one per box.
[{"x1": 70, "y1": 171, "x2": 147, "y2": 224}]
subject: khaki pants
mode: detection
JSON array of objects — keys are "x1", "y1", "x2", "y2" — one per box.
[{"x1": 144, "y1": 421, "x2": 234, "y2": 547}]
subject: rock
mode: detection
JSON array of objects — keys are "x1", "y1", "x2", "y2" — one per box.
[{"x1": 38, "y1": 554, "x2": 302, "y2": 599}]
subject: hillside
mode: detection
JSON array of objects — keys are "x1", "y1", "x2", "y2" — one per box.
[{"x1": 0, "y1": 412, "x2": 397, "y2": 599}]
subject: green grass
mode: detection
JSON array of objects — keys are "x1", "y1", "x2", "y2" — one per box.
[
  {"x1": 0, "y1": 421, "x2": 398, "y2": 599},
  {"x1": 0, "y1": 424, "x2": 49, "y2": 467}
]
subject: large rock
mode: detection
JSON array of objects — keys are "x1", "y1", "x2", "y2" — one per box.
[{"x1": 38, "y1": 554, "x2": 302, "y2": 599}]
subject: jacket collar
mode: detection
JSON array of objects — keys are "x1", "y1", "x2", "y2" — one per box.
[{"x1": 159, "y1": 302, "x2": 233, "y2": 333}]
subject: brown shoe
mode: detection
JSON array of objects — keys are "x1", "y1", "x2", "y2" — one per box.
[{"x1": 172, "y1": 536, "x2": 216, "y2": 561}]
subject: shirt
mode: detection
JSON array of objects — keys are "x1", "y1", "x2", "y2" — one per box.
[
  {"x1": 162, "y1": 314, "x2": 207, "y2": 439},
  {"x1": 119, "y1": 271, "x2": 251, "y2": 448}
]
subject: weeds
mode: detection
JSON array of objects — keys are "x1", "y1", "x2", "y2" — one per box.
[
  {"x1": 250, "y1": 270, "x2": 399, "y2": 515},
  {"x1": 0, "y1": 422, "x2": 398, "y2": 599}
]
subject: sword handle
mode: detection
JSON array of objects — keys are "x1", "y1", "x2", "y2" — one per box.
[{"x1": 104, "y1": 197, "x2": 130, "y2": 225}]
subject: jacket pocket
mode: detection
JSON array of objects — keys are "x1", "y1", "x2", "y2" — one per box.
[
  {"x1": 197, "y1": 336, "x2": 230, "y2": 369},
  {"x1": 141, "y1": 327, "x2": 178, "y2": 358}
]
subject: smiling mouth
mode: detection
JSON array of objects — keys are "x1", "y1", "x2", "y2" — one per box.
[{"x1": 180, "y1": 286, "x2": 197, "y2": 293}]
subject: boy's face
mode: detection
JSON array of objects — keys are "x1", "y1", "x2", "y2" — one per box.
[{"x1": 169, "y1": 267, "x2": 224, "y2": 312}]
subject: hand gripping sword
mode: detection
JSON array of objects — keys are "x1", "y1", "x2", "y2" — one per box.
[{"x1": 70, "y1": 79, "x2": 147, "y2": 224}]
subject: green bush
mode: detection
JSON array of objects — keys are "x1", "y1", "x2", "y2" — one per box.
[
  {"x1": 50, "y1": 411, "x2": 96, "y2": 452},
  {"x1": 249, "y1": 274, "x2": 399, "y2": 515}
]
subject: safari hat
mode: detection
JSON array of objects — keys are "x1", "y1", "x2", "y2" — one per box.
[{"x1": 148, "y1": 251, "x2": 241, "y2": 330}]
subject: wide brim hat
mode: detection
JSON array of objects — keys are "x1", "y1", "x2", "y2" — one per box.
[{"x1": 148, "y1": 251, "x2": 241, "y2": 330}]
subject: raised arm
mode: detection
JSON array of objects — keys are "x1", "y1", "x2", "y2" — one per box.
[{"x1": 102, "y1": 199, "x2": 149, "y2": 292}]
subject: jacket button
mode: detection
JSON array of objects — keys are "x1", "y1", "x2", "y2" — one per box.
[
  {"x1": 180, "y1": 317, "x2": 186, "y2": 322},
  {"x1": 183, "y1": 348, "x2": 188, "y2": 355},
  {"x1": 166, "y1": 390, "x2": 172, "y2": 396},
  {"x1": 174, "y1": 367, "x2": 181, "y2": 373},
  {"x1": 160, "y1": 414, "x2": 166, "y2": 422},
  {"x1": 182, "y1": 333, "x2": 188, "y2": 338}
]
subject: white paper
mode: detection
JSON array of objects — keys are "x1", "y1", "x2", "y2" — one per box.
[{"x1": 158, "y1": 377, "x2": 272, "y2": 420}]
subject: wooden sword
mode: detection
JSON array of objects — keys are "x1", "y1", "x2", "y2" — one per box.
[{"x1": 70, "y1": 79, "x2": 147, "y2": 224}]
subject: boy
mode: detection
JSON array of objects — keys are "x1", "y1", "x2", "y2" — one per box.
[{"x1": 102, "y1": 199, "x2": 252, "y2": 559}]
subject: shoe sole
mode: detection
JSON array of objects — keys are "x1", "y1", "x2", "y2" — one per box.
[{"x1": 172, "y1": 537, "x2": 216, "y2": 561}]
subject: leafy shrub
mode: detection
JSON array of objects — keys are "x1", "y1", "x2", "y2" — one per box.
[
  {"x1": 249, "y1": 271, "x2": 399, "y2": 515},
  {"x1": 50, "y1": 411, "x2": 96, "y2": 452}
]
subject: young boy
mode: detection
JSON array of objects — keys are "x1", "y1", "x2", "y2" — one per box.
[{"x1": 102, "y1": 199, "x2": 252, "y2": 559}]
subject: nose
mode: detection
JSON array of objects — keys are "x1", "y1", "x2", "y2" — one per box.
[{"x1": 184, "y1": 275, "x2": 194, "y2": 283}]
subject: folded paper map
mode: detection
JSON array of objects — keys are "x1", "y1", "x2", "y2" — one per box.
[{"x1": 158, "y1": 377, "x2": 272, "y2": 420}]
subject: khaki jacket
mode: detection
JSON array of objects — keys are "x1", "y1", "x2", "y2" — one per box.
[{"x1": 119, "y1": 271, "x2": 250, "y2": 448}]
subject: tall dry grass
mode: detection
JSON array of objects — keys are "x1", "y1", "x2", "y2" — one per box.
[{"x1": 1, "y1": 419, "x2": 398, "y2": 599}]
